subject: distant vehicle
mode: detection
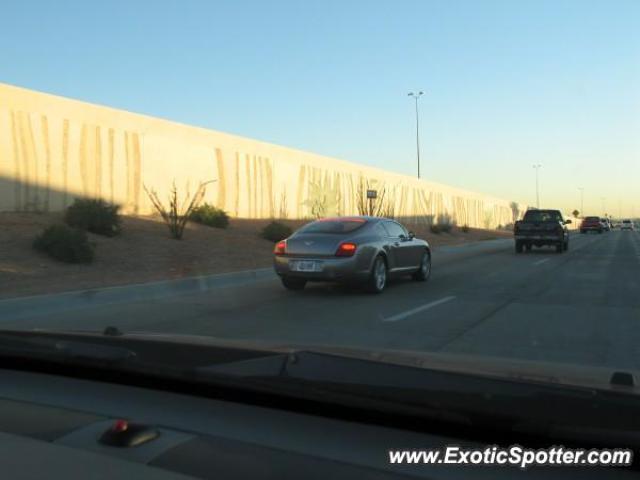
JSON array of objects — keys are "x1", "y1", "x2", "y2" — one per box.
[
  {"x1": 580, "y1": 216, "x2": 604, "y2": 234},
  {"x1": 621, "y1": 219, "x2": 635, "y2": 231},
  {"x1": 273, "y1": 216, "x2": 431, "y2": 293},
  {"x1": 600, "y1": 218, "x2": 611, "y2": 231},
  {"x1": 514, "y1": 209, "x2": 571, "y2": 253}
]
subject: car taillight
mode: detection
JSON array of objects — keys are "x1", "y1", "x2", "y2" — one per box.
[
  {"x1": 335, "y1": 242, "x2": 357, "y2": 257},
  {"x1": 274, "y1": 240, "x2": 286, "y2": 255}
]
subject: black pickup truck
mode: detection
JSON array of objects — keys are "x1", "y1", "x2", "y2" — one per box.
[{"x1": 513, "y1": 209, "x2": 572, "y2": 253}]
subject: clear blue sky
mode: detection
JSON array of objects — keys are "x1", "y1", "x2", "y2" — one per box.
[{"x1": 1, "y1": 0, "x2": 638, "y2": 216}]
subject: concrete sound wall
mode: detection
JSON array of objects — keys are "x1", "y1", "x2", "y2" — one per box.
[{"x1": 0, "y1": 83, "x2": 527, "y2": 228}]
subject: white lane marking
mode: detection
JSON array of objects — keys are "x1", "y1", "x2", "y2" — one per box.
[
  {"x1": 383, "y1": 296, "x2": 456, "y2": 322},
  {"x1": 533, "y1": 258, "x2": 550, "y2": 266}
]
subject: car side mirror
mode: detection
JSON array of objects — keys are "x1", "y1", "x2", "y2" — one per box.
[
  {"x1": 564, "y1": 219, "x2": 572, "y2": 224},
  {"x1": 408, "y1": 231, "x2": 415, "y2": 240}
]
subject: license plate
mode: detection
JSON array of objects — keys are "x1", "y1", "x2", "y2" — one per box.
[{"x1": 289, "y1": 260, "x2": 322, "y2": 272}]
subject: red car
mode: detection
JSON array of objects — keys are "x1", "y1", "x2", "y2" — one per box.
[{"x1": 580, "y1": 216, "x2": 603, "y2": 234}]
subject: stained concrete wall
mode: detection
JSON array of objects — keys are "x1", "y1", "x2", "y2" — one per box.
[{"x1": 0, "y1": 83, "x2": 527, "y2": 227}]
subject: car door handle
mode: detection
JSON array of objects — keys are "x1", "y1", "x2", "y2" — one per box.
[{"x1": 394, "y1": 242, "x2": 400, "y2": 247}]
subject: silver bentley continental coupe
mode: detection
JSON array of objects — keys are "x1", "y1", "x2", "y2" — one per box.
[{"x1": 273, "y1": 216, "x2": 431, "y2": 293}]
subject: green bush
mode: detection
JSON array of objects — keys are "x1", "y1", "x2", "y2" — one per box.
[
  {"x1": 65, "y1": 199, "x2": 121, "y2": 236},
  {"x1": 189, "y1": 203, "x2": 230, "y2": 229},
  {"x1": 261, "y1": 221, "x2": 292, "y2": 242},
  {"x1": 430, "y1": 222, "x2": 452, "y2": 234},
  {"x1": 33, "y1": 225, "x2": 94, "y2": 263}
]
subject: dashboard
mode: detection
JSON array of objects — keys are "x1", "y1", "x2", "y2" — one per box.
[{"x1": 0, "y1": 368, "x2": 634, "y2": 479}]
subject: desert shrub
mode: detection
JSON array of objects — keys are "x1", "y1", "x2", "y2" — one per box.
[
  {"x1": 33, "y1": 225, "x2": 94, "y2": 263},
  {"x1": 144, "y1": 181, "x2": 213, "y2": 239},
  {"x1": 434, "y1": 213, "x2": 454, "y2": 233},
  {"x1": 65, "y1": 198, "x2": 121, "y2": 236},
  {"x1": 461, "y1": 224, "x2": 470, "y2": 233},
  {"x1": 190, "y1": 203, "x2": 230, "y2": 229},
  {"x1": 439, "y1": 222, "x2": 453, "y2": 233},
  {"x1": 355, "y1": 176, "x2": 391, "y2": 217},
  {"x1": 430, "y1": 222, "x2": 452, "y2": 234},
  {"x1": 379, "y1": 201, "x2": 396, "y2": 219},
  {"x1": 261, "y1": 221, "x2": 292, "y2": 242}
]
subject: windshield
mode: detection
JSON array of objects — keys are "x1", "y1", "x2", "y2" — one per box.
[
  {"x1": 1, "y1": 0, "x2": 640, "y2": 459},
  {"x1": 298, "y1": 219, "x2": 367, "y2": 234}
]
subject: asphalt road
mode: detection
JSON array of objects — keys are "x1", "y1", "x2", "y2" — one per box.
[{"x1": 4, "y1": 230, "x2": 640, "y2": 370}]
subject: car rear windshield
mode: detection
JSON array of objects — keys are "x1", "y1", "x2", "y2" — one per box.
[
  {"x1": 299, "y1": 219, "x2": 367, "y2": 234},
  {"x1": 522, "y1": 210, "x2": 562, "y2": 222},
  {"x1": 585, "y1": 216, "x2": 600, "y2": 221},
  {"x1": 623, "y1": 220, "x2": 631, "y2": 223}
]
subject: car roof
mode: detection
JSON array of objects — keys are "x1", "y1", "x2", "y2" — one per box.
[{"x1": 314, "y1": 216, "x2": 389, "y2": 223}]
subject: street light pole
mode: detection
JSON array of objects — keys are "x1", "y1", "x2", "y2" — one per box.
[
  {"x1": 532, "y1": 164, "x2": 542, "y2": 208},
  {"x1": 408, "y1": 91, "x2": 424, "y2": 179},
  {"x1": 618, "y1": 199, "x2": 622, "y2": 220},
  {"x1": 601, "y1": 197, "x2": 606, "y2": 217},
  {"x1": 578, "y1": 187, "x2": 584, "y2": 217}
]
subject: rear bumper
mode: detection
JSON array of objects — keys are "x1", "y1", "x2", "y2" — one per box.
[
  {"x1": 514, "y1": 234, "x2": 564, "y2": 244},
  {"x1": 580, "y1": 226, "x2": 602, "y2": 231},
  {"x1": 273, "y1": 256, "x2": 370, "y2": 282}
]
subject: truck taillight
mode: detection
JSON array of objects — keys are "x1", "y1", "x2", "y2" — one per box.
[
  {"x1": 335, "y1": 242, "x2": 357, "y2": 257},
  {"x1": 274, "y1": 240, "x2": 286, "y2": 255}
]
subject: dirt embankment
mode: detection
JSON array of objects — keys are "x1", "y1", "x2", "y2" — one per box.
[{"x1": 0, "y1": 213, "x2": 511, "y2": 299}]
